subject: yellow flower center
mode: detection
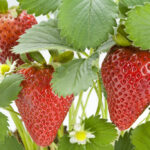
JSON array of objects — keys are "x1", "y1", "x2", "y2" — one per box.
[
  {"x1": 0, "y1": 64, "x2": 10, "y2": 75},
  {"x1": 75, "y1": 131, "x2": 87, "y2": 141}
]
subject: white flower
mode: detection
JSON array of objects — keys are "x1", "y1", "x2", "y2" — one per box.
[
  {"x1": 69, "y1": 124, "x2": 95, "y2": 145},
  {"x1": 0, "y1": 61, "x2": 16, "y2": 83}
]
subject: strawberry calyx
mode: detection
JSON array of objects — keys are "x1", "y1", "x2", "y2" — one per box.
[
  {"x1": 113, "y1": 24, "x2": 131, "y2": 47},
  {"x1": 0, "y1": 0, "x2": 8, "y2": 14},
  {"x1": 9, "y1": 6, "x2": 23, "y2": 18},
  {"x1": 49, "y1": 50, "x2": 74, "y2": 64}
]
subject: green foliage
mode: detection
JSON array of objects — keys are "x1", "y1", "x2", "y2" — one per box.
[
  {"x1": 0, "y1": 136, "x2": 24, "y2": 150},
  {"x1": 120, "y1": 0, "x2": 150, "y2": 7},
  {"x1": 18, "y1": 0, "x2": 61, "y2": 16},
  {"x1": 59, "y1": 135, "x2": 113, "y2": 150},
  {"x1": 119, "y1": 0, "x2": 150, "y2": 16},
  {"x1": 0, "y1": 74, "x2": 23, "y2": 107},
  {"x1": 29, "y1": 52, "x2": 46, "y2": 64},
  {"x1": 131, "y1": 122, "x2": 150, "y2": 150},
  {"x1": 84, "y1": 116, "x2": 118, "y2": 146},
  {"x1": 114, "y1": 131, "x2": 134, "y2": 150},
  {"x1": 96, "y1": 38, "x2": 115, "y2": 53},
  {"x1": 51, "y1": 53, "x2": 98, "y2": 97},
  {"x1": 125, "y1": 3, "x2": 150, "y2": 50},
  {"x1": 58, "y1": 0, "x2": 118, "y2": 50},
  {"x1": 53, "y1": 51, "x2": 74, "y2": 63},
  {"x1": 0, "y1": 0, "x2": 8, "y2": 13},
  {"x1": 58, "y1": 116, "x2": 116, "y2": 150},
  {"x1": 58, "y1": 135, "x2": 85, "y2": 150},
  {"x1": 13, "y1": 19, "x2": 74, "y2": 54},
  {"x1": 0, "y1": 113, "x2": 8, "y2": 143}
]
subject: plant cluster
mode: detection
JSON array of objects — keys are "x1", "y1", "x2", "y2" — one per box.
[{"x1": 0, "y1": 0, "x2": 150, "y2": 150}]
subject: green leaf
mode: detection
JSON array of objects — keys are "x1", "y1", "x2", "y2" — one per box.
[
  {"x1": 0, "y1": 113, "x2": 8, "y2": 143},
  {"x1": 131, "y1": 122, "x2": 150, "y2": 150},
  {"x1": 29, "y1": 52, "x2": 46, "y2": 64},
  {"x1": 120, "y1": 0, "x2": 150, "y2": 7},
  {"x1": 0, "y1": 0, "x2": 8, "y2": 13},
  {"x1": 84, "y1": 116, "x2": 118, "y2": 146},
  {"x1": 125, "y1": 3, "x2": 150, "y2": 50},
  {"x1": 18, "y1": 0, "x2": 61, "y2": 16},
  {"x1": 13, "y1": 19, "x2": 74, "y2": 54},
  {"x1": 51, "y1": 53, "x2": 99, "y2": 97},
  {"x1": 0, "y1": 136, "x2": 24, "y2": 150},
  {"x1": 58, "y1": 0, "x2": 118, "y2": 50},
  {"x1": 58, "y1": 134, "x2": 113, "y2": 150},
  {"x1": 59, "y1": 116, "x2": 116, "y2": 150},
  {"x1": 58, "y1": 135, "x2": 85, "y2": 150},
  {"x1": 96, "y1": 38, "x2": 115, "y2": 53},
  {"x1": 86, "y1": 144, "x2": 113, "y2": 150},
  {"x1": 114, "y1": 131, "x2": 134, "y2": 150},
  {"x1": 119, "y1": 0, "x2": 150, "y2": 16},
  {"x1": 0, "y1": 74, "x2": 24, "y2": 107},
  {"x1": 53, "y1": 51, "x2": 74, "y2": 63}
]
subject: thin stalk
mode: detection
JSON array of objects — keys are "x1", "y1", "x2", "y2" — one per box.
[
  {"x1": 8, "y1": 106, "x2": 35, "y2": 150},
  {"x1": 4, "y1": 107, "x2": 20, "y2": 116},
  {"x1": 69, "y1": 103, "x2": 74, "y2": 131},
  {"x1": 81, "y1": 101, "x2": 86, "y2": 118},
  {"x1": 95, "y1": 76, "x2": 105, "y2": 117},
  {"x1": 50, "y1": 143, "x2": 58, "y2": 150},
  {"x1": 90, "y1": 48, "x2": 94, "y2": 56},
  {"x1": 40, "y1": 147, "x2": 48, "y2": 150},
  {"x1": 72, "y1": 92, "x2": 83, "y2": 124},
  {"x1": 81, "y1": 52, "x2": 89, "y2": 57},
  {"x1": 46, "y1": 14, "x2": 50, "y2": 19},
  {"x1": 104, "y1": 98, "x2": 108, "y2": 119},
  {"x1": 121, "y1": 130, "x2": 124, "y2": 136},
  {"x1": 145, "y1": 113, "x2": 150, "y2": 122},
  {"x1": 77, "y1": 52, "x2": 82, "y2": 59},
  {"x1": 81, "y1": 87, "x2": 93, "y2": 118},
  {"x1": 58, "y1": 125, "x2": 64, "y2": 138}
]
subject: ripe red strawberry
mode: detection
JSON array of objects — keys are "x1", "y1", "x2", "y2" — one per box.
[
  {"x1": 16, "y1": 66, "x2": 74, "y2": 146},
  {"x1": 0, "y1": 10, "x2": 37, "y2": 65},
  {"x1": 101, "y1": 46, "x2": 150, "y2": 130}
]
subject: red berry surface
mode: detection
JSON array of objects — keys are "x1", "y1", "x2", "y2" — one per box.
[
  {"x1": 101, "y1": 46, "x2": 150, "y2": 130},
  {"x1": 16, "y1": 66, "x2": 74, "y2": 146},
  {"x1": 0, "y1": 10, "x2": 37, "y2": 65}
]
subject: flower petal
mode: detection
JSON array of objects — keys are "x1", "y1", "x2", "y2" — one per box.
[{"x1": 70, "y1": 137, "x2": 77, "y2": 144}]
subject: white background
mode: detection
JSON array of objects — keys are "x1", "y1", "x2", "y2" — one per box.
[{"x1": 1, "y1": 0, "x2": 148, "y2": 133}]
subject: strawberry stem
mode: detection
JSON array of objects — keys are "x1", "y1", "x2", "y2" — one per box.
[
  {"x1": 104, "y1": 98, "x2": 108, "y2": 119},
  {"x1": 8, "y1": 106, "x2": 37, "y2": 150},
  {"x1": 69, "y1": 103, "x2": 75, "y2": 131},
  {"x1": 0, "y1": 0, "x2": 8, "y2": 13},
  {"x1": 58, "y1": 125, "x2": 64, "y2": 138},
  {"x1": 81, "y1": 87, "x2": 94, "y2": 118},
  {"x1": 72, "y1": 91, "x2": 83, "y2": 124}
]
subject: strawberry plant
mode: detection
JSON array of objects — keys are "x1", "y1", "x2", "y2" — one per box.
[{"x1": 0, "y1": 0, "x2": 150, "y2": 150}]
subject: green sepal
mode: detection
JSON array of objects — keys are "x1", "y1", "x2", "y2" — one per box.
[
  {"x1": 0, "y1": 0, "x2": 8, "y2": 13},
  {"x1": 53, "y1": 51, "x2": 74, "y2": 63},
  {"x1": 113, "y1": 33, "x2": 131, "y2": 47},
  {"x1": 29, "y1": 52, "x2": 46, "y2": 64},
  {"x1": 20, "y1": 54, "x2": 31, "y2": 64},
  {"x1": 49, "y1": 49, "x2": 59, "y2": 57}
]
